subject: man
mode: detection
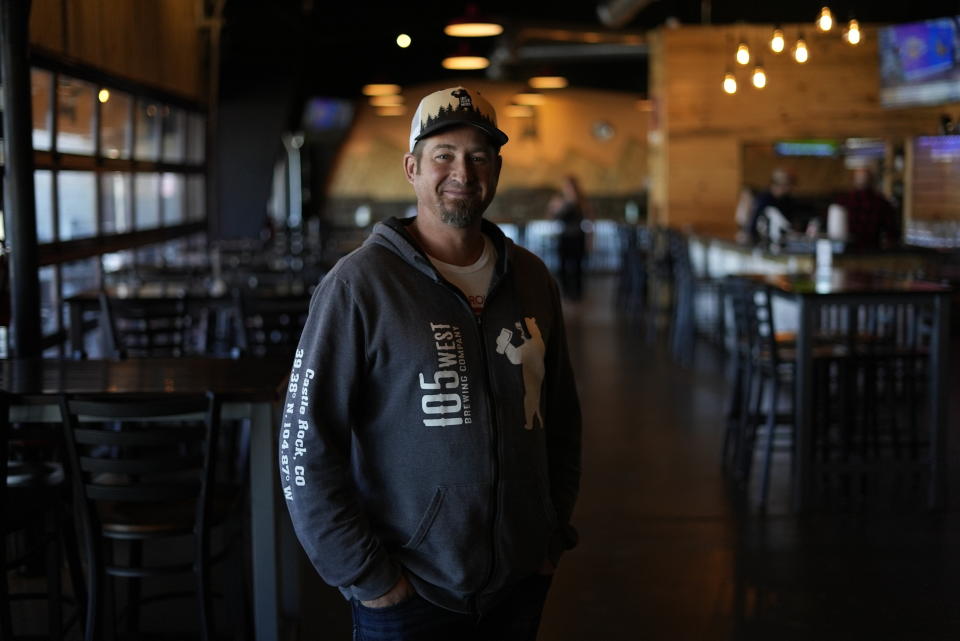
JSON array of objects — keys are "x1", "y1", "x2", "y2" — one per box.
[
  {"x1": 280, "y1": 86, "x2": 582, "y2": 640},
  {"x1": 832, "y1": 167, "x2": 901, "y2": 250},
  {"x1": 747, "y1": 167, "x2": 800, "y2": 244}
]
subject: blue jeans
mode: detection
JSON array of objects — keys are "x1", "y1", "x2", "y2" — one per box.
[{"x1": 351, "y1": 574, "x2": 553, "y2": 641}]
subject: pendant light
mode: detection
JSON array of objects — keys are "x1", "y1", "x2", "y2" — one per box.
[
  {"x1": 444, "y1": 5, "x2": 503, "y2": 37},
  {"x1": 722, "y1": 71, "x2": 737, "y2": 94},
  {"x1": 736, "y1": 41, "x2": 750, "y2": 65},
  {"x1": 794, "y1": 33, "x2": 809, "y2": 63},
  {"x1": 816, "y1": 6, "x2": 834, "y2": 32},
  {"x1": 770, "y1": 27, "x2": 785, "y2": 54},
  {"x1": 844, "y1": 19, "x2": 862, "y2": 45}
]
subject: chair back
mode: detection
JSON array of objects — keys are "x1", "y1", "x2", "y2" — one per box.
[
  {"x1": 727, "y1": 278, "x2": 780, "y2": 369},
  {"x1": 99, "y1": 293, "x2": 210, "y2": 359},
  {"x1": 59, "y1": 393, "x2": 220, "y2": 539},
  {"x1": 231, "y1": 290, "x2": 310, "y2": 358}
]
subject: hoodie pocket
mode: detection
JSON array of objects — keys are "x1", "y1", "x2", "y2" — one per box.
[{"x1": 400, "y1": 484, "x2": 490, "y2": 593}]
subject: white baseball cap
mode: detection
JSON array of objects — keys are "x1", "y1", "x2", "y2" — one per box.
[{"x1": 408, "y1": 86, "x2": 508, "y2": 153}]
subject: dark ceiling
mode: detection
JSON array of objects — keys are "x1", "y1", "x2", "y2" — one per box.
[{"x1": 220, "y1": 0, "x2": 960, "y2": 102}]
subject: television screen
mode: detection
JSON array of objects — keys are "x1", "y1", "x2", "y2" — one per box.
[{"x1": 878, "y1": 16, "x2": 960, "y2": 108}]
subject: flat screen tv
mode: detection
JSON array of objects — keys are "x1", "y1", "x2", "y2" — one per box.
[{"x1": 878, "y1": 16, "x2": 960, "y2": 108}]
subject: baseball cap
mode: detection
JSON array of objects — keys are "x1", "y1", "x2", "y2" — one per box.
[{"x1": 408, "y1": 86, "x2": 509, "y2": 153}]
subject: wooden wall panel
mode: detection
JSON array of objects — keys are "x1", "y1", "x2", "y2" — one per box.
[
  {"x1": 29, "y1": 0, "x2": 64, "y2": 52},
  {"x1": 29, "y1": 0, "x2": 204, "y2": 102},
  {"x1": 651, "y1": 24, "x2": 951, "y2": 230},
  {"x1": 327, "y1": 81, "x2": 651, "y2": 202}
]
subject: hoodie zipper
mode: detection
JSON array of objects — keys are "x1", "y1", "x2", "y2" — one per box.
[{"x1": 436, "y1": 267, "x2": 504, "y2": 618}]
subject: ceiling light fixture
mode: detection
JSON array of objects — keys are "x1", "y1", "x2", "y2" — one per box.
[
  {"x1": 752, "y1": 64, "x2": 767, "y2": 89},
  {"x1": 441, "y1": 54, "x2": 489, "y2": 70},
  {"x1": 443, "y1": 4, "x2": 503, "y2": 37},
  {"x1": 843, "y1": 19, "x2": 862, "y2": 45},
  {"x1": 513, "y1": 90, "x2": 546, "y2": 106},
  {"x1": 396, "y1": 33, "x2": 412, "y2": 48},
  {"x1": 369, "y1": 95, "x2": 404, "y2": 107},
  {"x1": 722, "y1": 71, "x2": 737, "y2": 94},
  {"x1": 376, "y1": 105, "x2": 406, "y2": 117},
  {"x1": 362, "y1": 83, "x2": 402, "y2": 96},
  {"x1": 529, "y1": 76, "x2": 568, "y2": 90},
  {"x1": 816, "y1": 6, "x2": 834, "y2": 32},
  {"x1": 793, "y1": 34, "x2": 809, "y2": 63},
  {"x1": 736, "y1": 41, "x2": 750, "y2": 65},
  {"x1": 770, "y1": 27, "x2": 785, "y2": 54}
]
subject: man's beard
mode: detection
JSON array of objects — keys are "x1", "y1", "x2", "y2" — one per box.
[{"x1": 438, "y1": 197, "x2": 483, "y2": 228}]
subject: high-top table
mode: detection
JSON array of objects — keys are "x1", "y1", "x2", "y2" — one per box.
[
  {"x1": 0, "y1": 357, "x2": 293, "y2": 641},
  {"x1": 751, "y1": 270, "x2": 952, "y2": 511}
]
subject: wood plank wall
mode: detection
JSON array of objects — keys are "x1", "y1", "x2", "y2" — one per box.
[
  {"x1": 649, "y1": 24, "x2": 952, "y2": 232},
  {"x1": 29, "y1": 0, "x2": 206, "y2": 102}
]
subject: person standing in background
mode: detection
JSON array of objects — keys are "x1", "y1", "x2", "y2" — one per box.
[
  {"x1": 747, "y1": 168, "x2": 800, "y2": 244},
  {"x1": 549, "y1": 175, "x2": 591, "y2": 301},
  {"x1": 832, "y1": 167, "x2": 901, "y2": 250}
]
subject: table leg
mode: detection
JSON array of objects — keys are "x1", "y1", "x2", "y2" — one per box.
[
  {"x1": 250, "y1": 402, "x2": 280, "y2": 641},
  {"x1": 928, "y1": 294, "x2": 950, "y2": 509},
  {"x1": 793, "y1": 297, "x2": 814, "y2": 512}
]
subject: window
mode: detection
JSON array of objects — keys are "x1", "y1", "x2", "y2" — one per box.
[
  {"x1": 162, "y1": 106, "x2": 186, "y2": 163},
  {"x1": 35, "y1": 170, "x2": 54, "y2": 243},
  {"x1": 31, "y1": 69, "x2": 53, "y2": 150},
  {"x1": 161, "y1": 173, "x2": 185, "y2": 225},
  {"x1": 135, "y1": 99, "x2": 162, "y2": 161},
  {"x1": 57, "y1": 171, "x2": 97, "y2": 240},
  {"x1": 25, "y1": 62, "x2": 207, "y2": 354},
  {"x1": 100, "y1": 172, "x2": 132, "y2": 234},
  {"x1": 134, "y1": 174, "x2": 161, "y2": 230},
  {"x1": 100, "y1": 88, "x2": 132, "y2": 159},
  {"x1": 56, "y1": 77, "x2": 96, "y2": 155}
]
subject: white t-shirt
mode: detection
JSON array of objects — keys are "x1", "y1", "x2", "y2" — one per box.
[{"x1": 427, "y1": 234, "x2": 496, "y2": 315}]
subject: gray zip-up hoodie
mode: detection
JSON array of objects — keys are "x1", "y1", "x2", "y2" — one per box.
[{"x1": 279, "y1": 216, "x2": 581, "y2": 614}]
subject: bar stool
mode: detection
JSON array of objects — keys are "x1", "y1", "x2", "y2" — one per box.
[
  {"x1": 59, "y1": 392, "x2": 236, "y2": 641},
  {"x1": 725, "y1": 278, "x2": 844, "y2": 509},
  {"x1": 2, "y1": 394, "x2": 84, "y2": 640}
]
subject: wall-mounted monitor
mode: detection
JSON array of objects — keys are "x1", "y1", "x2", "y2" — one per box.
[{"x1": 878, "y1": 16, "x2": 960, "y2": 108}]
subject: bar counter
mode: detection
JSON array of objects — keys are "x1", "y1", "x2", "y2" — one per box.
[{"x1": 686, "y1": 228, "x2": 950, "y2": 280}]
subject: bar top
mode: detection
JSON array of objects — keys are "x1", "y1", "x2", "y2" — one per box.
[{"x1": 752, "y1": 269, "x2": 953, "y2": 296}]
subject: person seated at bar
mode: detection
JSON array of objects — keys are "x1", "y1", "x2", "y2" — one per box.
[
  {"x1": 830, "y1": 167, "x2": 901, "y2": 250},
  {"x1": 747, "y1": 168, "x2": 801, "y2": 245}
]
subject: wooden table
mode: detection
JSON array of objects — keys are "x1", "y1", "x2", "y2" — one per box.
[
  {"x1": 755, "y1": 270, "x2": 952, "y2": 511},
  {"x1": 0, "y1": 357, "x2": 293, "y2": 641}
]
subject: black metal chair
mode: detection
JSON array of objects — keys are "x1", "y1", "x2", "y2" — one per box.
[
  {"x1": 99, "y1": 292, "x2": 212, "y2": 359},
  {"x1": 230, "y1": 290, "x2": 310, "y2": 359},
  {"x1": 1, "y1": 393, "x2": 84, "y2": 640},
  {"x1": 667, "y1": 229, "x2": 724, "y2": 366},
  {"x1": 725, "y1": 279, "x2": 846, "y2": 509},
  {"x1": 59, "y1": 392, "x2": 233, "y2": 641}
]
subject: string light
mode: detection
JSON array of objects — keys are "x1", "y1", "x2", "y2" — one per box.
[
  {"x1": 844, "y1": 19, "x2": 862, "y2": 45},
  {"x1": 722, "y1": 71, "x2": 738, "y2": 94},
  {"x1": 770, "y1": 28, "x2": 785, "y2": 54},
  {"x1": 736, "y1": 41, "x2": 750, "y2": 65},
  {"x1": 794, "y1": 34, "x2": 809, "y2": 63},
  {"x1": 752, "y1": 65, "x2": 767, "y2": 89},
  {"x1": 817, "y1": 7, "x2": 834, "y2": 32}
]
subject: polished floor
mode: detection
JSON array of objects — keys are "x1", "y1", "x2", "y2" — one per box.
[{"x1": 296, "y1": 274, "x2": 960, "y2": 641}]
